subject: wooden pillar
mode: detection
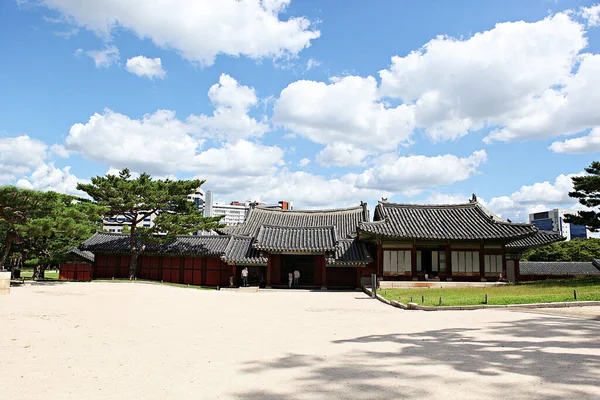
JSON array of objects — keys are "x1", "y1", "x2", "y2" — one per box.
[
  {"x1": 356, "y1": 266, "x2": 361, "y2": 289},
  {"x1": 501, "y1": 244, "x2": 507, "y2": 281},
  {"x1": 266, "y1": 254, "x2": 272, "y2": 288},
  {"x1": 411, "y1": 242, "x2": 417, "y2": 280},
  {"x1": 479, "y1": 242, "x2": 486, "y2": 282},
  {"x1": 446, "y1": 243, "x2": 452, "y2": 281},
  {"x1": 321, "y1": 255, "x2": 327, "y2": 290},
  {"x1": 201, "y1": 257, "x2": 207, "y2": 286},
  {"x1": 377, "y1": 242, "x2": 383, "y2": 278},
  {"x1": 232, "y1": 264, "x2": 238, "y2": 287},
  {"x1": 179, "y1": 257, "x2": 185, "y2": 284}
]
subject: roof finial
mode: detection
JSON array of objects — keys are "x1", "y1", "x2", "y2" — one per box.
[
  {"x1": 470, "y1": 193, "x2": 477, "y2": 203},
  {"x1": 381, "y1": 197, "x2": 388, "y2": 203}
]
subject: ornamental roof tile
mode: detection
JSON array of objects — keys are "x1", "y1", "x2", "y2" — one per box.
[
  {"x1": 68, "y1": 247, "x2": 95, "y2": 263},
  {"x1": 326, "y1": 239, "x2": 373, "y2": 265},
  {"x1": 221, "y1": 205, "x2": 368, "y2": 239},
  {"x1": 359, "y1": 201, "x2": 537, "y2": 240},
  {"x1": 80, "y1": 232, "x2": 231, "y2": 256},
  {"x1": 255, "y1": 225, "x2": 338, "y2": 252},
  {"x1": 506, "y1": 230, "x2": 566, "y2": 252},
  {"x1": 222, "y1": 236, "x2": 267, "y2": 265},
  {"x1": 520, "y1": 261, "x2": 600, "y2": 276}
]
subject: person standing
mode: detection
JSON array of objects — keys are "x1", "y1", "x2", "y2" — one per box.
[
  {"x1": 241, "y1": 267, "x2": 249, "y2": 287},
  {"x1": 288, "y1": 271, "x2": 293, "y2": 288},
  {"x1": 293, "y1": 269, "x2": 300, "y2": 287}
]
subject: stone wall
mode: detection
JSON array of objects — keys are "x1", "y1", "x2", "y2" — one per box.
[{"x1": 0, "y1": 271, "x2": 10, "y2": 295}]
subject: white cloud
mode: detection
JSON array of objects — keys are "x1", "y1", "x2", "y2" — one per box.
[
  {"x1": 581, "y1": 4, "x2": 600, "y2": 27},
  {"x1": 39, "y1": 0, "x2": 320, "y2": 66},
  {"x1": 316, "y1": 143, "x2": 370, "y2": 167},
  {"x1": 273, "y1": 75, "x2": 415, "y2": 152},
  {"x1": 84, "y1": 45, "x2": 119, "y2": 68},
  {"x1": 353, "y1": 150, "x2": 488, "y2": 194},
  {"x1": 65, "y1": 109, "x2": 202, "y2": 175},
  {"x1": 0, "y1": 135, "x2": 48, "y2": 184},
  {"x1": 125, "y1": 56, "x2": 166, "y2": 79},
  {"x1": 50, "y1": 144, "x2": 70, "y2": 158},
  {"x1": 298, "y1": 158, "x2": 310, "y2": 167},
  {"x1": 379, "y1": 12, "x2": 588, "y2": 142},
  {"x1": 424, "y1": 192, "x2": 471, "y2": 205},
  {"x1": 484, "y1": 173, "x2": 582, "y2": 222},
  {"x1": 16, "y1": 164, "x2": 88, "y2": 198},
  {"x1": 306, "y1": 58, "x2": 321, "y2": 70},
  {"x1": 550, "y1": 127, "x2": 600, "y2": 153},
  {"x1": 188, "y1": 74, "x2": 269, "y2": 141}
]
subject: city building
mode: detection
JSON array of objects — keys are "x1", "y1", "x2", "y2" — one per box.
[
  {"x1": 103, "y1": 212, "x2": 158, "y2": 233},
  {"x1": 528, "y1": 209, "x2": 588, "y2": 241}
]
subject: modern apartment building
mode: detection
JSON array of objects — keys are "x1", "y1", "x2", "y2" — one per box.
[{"x1": 528, "y1": 209, "x2": 588, "y2": 241}]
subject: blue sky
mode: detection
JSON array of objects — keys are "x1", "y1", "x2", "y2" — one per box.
[{"x1": 1, "y1": 0, "x2": 599, "y2": 221}]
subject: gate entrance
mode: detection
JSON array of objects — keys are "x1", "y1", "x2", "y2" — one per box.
[{"x1": 280, "y1": 255, "x2": 316, "y2": 286}]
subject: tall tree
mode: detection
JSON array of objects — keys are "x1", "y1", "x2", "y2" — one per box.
[
  {"x1": 19, "y1": 195, "x2": 105, "y2": 279},
  {"x1": 77, "y1": 168, "x2": 224, "y2": 279},
  {"x1": 564, "y1": 161, "x2": 600, "y2": 231},
  {"x1": 0, "y1": 187, "x2": 51, "y2": 268}
]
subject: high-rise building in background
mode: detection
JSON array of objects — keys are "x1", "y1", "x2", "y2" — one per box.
[{"x1": 528, "y1": 209, "x2": 588, "y2": 241}]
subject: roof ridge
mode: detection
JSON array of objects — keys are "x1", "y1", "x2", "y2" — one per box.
[
  {"x1": 259, "y1": 224, "x2": 337, "y2": 229},
  {"x1": 93, "y1": 231, "x2": 230, "y2": 239},
  {"x1": 253, "y1": 205, "x2": 363, "y2": 213}
]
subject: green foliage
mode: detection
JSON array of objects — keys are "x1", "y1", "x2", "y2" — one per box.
[
  {"x1": 522, "y1": 238, "x2": 600, "y2": 261},
  {"x1": 0, "y1": 187, "x2": 105, "y2": 270},
  {"x1": 77, "y1": 168, "x2": 224, "y2": 277},
  {"x1": 564, "y1": 161, "x2": 600, "y2": 231}
]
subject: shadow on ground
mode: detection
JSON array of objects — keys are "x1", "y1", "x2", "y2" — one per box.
[{"x1": 234, "y1": 317, "x2": 600, "y2": 399}]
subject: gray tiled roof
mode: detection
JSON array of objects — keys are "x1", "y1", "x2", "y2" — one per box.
[
  {"x1": 359, "y1": 201, "x2": 537, "y2": 240},
  {"x1": 222, "y1": 236, "x2": 267, "y2": 265},
  {"x1": 255, "y1": 225, "x2": 338, "y2": 252},
  {"x1": 80, "y1": 232, "x2": 231, "y2": 256},
  {"x1": 221, "y1": 205, "x2": 368, "y2": 239},
  {"x1": 68, "y1": 247, "x2": 95, "y2": 263},
  {"x1": 326, "y1": 239, "x2": 373, "y2": 266},
  {"x1": 506, "y1": 230, "x2": 566, "y2": 252},
  {"x1": 520, "y1": 261, "x2": 600, "y2": 276}
]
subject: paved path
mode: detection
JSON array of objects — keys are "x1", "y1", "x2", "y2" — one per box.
[{"x1": 1, "y1": 282, "x2": 599, "y2": 399}]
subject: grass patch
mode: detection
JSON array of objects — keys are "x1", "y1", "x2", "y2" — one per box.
[
  {"x1": 378, "y1": 277, "x2": 600, "y2": 306},
  {"x1": 93, "y1": 278, "x2": 215, "y2": 290},
  {"x1": 18, "y1": 269, "x2": 59, "y2": 281}
]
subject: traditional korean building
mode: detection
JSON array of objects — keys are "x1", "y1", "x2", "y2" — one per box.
[
  {"x1": 358, "y1": 197, "x2": 564, "y2": 282},
  {"x1": 58, "y1": 247, "x2": 95, "y2": 281},
  {"x1": 79, "y1": 203, "x2": 374, "y2": 288}
]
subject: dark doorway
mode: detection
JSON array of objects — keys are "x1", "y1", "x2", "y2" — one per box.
[
  {"x1": 240, "y1": 266, "x2": 265, "y2": 287},
  {"x1": 281, "y1": 255, "x2": 315, "y2": 286},
  {"x1": 420, "y1": 250, "x2": 433, "y2": 275}
]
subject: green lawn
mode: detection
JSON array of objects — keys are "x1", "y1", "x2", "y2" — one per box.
[
  {"x1": 18, "y1": 269, "x2": 59, "y2": 281},
  {"x1": 377, "y1": 277, "x2": 600, "y2": 306}
]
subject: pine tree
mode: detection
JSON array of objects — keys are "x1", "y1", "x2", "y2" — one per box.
[{"x1": 565, "y1": 161, "x2": 600, "y2": 231}]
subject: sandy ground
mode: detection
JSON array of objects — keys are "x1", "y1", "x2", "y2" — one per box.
[{"x1": 1, "y1": 282, "x2": 599, "y2": 400}]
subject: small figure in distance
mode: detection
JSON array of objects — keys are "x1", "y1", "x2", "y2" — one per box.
[
  {"x1": 288, "y1": 271, "x2": 293, "y2": 288},
  {"x1": 293, "y1": 269, "x2": 300, "y2": 288},
  {"x1": 241, "y1": 267, "x2": 249, "y2": 287}
]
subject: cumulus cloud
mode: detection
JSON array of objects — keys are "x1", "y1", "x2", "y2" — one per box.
[
  {"x1": 125, "y1": 56, "x2": 166, "y2": 79},
  {"x1": 0, "y1": 135, "x2": 48, "y2": 184},
  {"x1": 316, "y1": 143, "x2": 370, "y2": 167},
  {"x1": 188, "y1": 74, "x2": 269, "y2": 141},
  {"x1": 306, "y1": 58, "x2": 321, "y2": 70},
  {"x1": 16, "y1": 164, "x2": 89, "y2": 197},
  {"x1": 550, "y1": 127, "x2": 600, "y2": 154},
  {"x1": 273, "y1": 75, "x2": 415, "y2": 152},
  {"x1": 298, "y1": 158, "x2": 310, "y2": 167},
  {"x1": 38, "y1": 0, "x2": 320, "y2": 66},
  {"x1": 352, "y1": 150, "x2": 488, "y2": 194},
  {"x1": 581, "y1": 4, "x2": 600, "y2": 27},
  {"x1": 84, "y1": 45, "x2": 119, "y2": 68}
]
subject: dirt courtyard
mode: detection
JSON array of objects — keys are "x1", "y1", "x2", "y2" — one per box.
[{"x1": 2, "y1": 282, "x2": 599, "y2": 400}]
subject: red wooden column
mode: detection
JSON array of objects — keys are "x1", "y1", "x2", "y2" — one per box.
[
  {"x1": 445, "y1": 243, "x2": 452, "y2": 281},
  {"x1": 321, "y1": 255, "x2": 327, "y2": 290},
  {"x1": 201, "y1": 257, "x2": 207, "y2": 286},
  {"x1": 356, "y1": 266, "x2": 361, "y2": 288},
  {"x1": 411, "y1": 242, "x2": 417, "y2": 280},
  {"x1": 479, "y1": 242, "x2": 486, "y2": 282},
  {"x1": 232, "y1": 264, "x2": 238, "y2": 287},
  {"x1": 377, "y1": 242, "x2": 383, "y2": 278},
  {"x1": 266, "y1": 254, "x2": 272, "y2": 288},
  {"x1": 501, "y1": 244, "x2": 507, "y2": 281}
]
